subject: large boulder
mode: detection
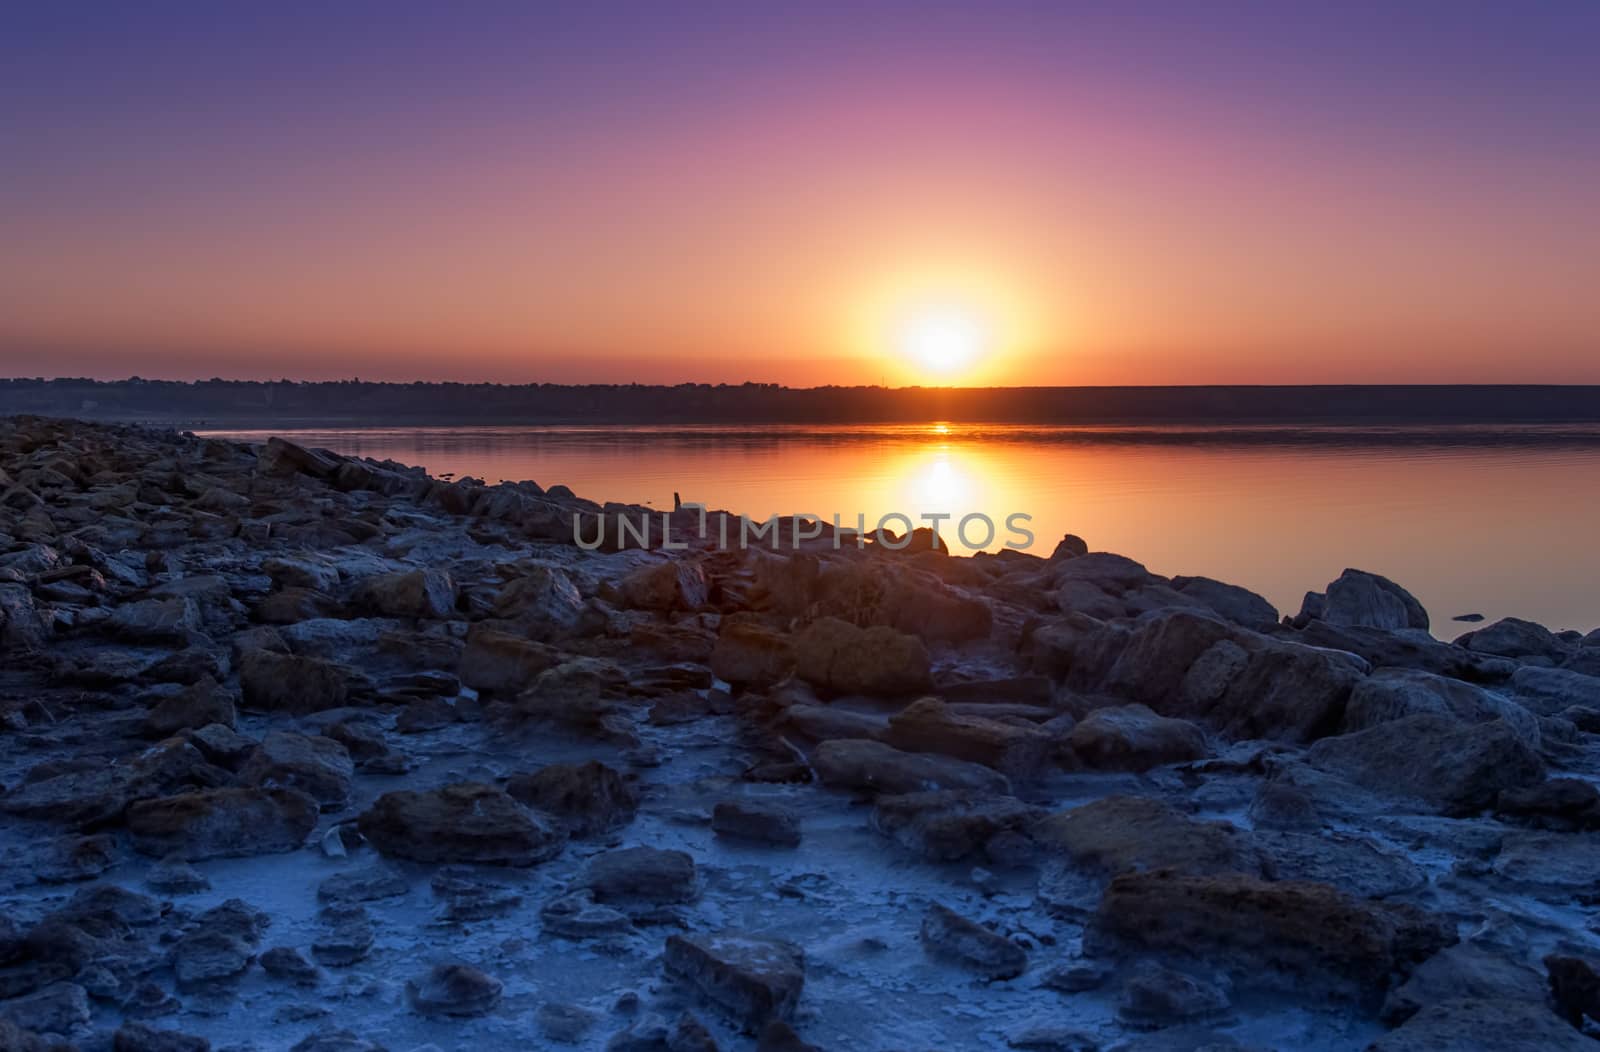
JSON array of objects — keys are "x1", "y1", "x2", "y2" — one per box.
[
  {"x1": 237, "y1": 649, "x2": 348, "y2": 714},
  {"x1": 1088, "y1": 870, "x2": 1455, "y2": 996},
  {"x1": 787, "y1": 557, "x2": 992, "y2": 643},
  {"x1": 663, "y1": 932, "x2": 805, "y2": 1032},
  {"x1": 1067, "y1": 704, "x2": 1209, "y2": 772},
  {"x1": 1454, "y1": 617, "x2": 1571, "y2": 664},
  {"x1": 127, "y1": 787, "x2": 319, "y2": 860},
  {"x1": 237, "y1": 731, "x2": 355, "y2": 810},
  {"x1": 793, "y1": 617, "x2": 931, "y2": 696},
  {"x1": 617, "y1": 559, "x2": 708, "y2": 612},
  {"x1": 1342, "y1": 667, "x2": 1540, "y2": 747},
  {"x1": 710, "y1": 617, "x2": 797, "y2": 690},
  {"x1": 1306, "y1": 714, "x2": 1544, "y2": 814},
  {"x1": 0, "y1": 739, "x2": 210, "y2": 828},
  {"x1": 812, "y1": 739, "x2": 1010, "y2": 796},
  {"x1": 1306, "y1": 569, "x2": 1429, "y2": 632},
  {"x1": 1170, "y1": 576, "x2": 1279, "y2": 631},
  {"x1": 352, "y1": 569, "x2": 457, "y2": 618},
  {"x1": 882, "y1": 697, "x2": 1052, "y2": 778},
  {"x1": 1506, "y1": 666, "x2": 1600, "y2": 715},
  {"x1": 357, "y1": 784, "x2": 566, "y2": 866}
]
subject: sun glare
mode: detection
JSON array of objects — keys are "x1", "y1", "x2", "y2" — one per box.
[{"x1": 897, "y1": 304, "x2": 990, "y2": 378}]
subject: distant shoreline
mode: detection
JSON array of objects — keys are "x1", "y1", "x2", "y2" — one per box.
[{"x1": 4, "y1": 378, "x2": 1600, "y2": 428}]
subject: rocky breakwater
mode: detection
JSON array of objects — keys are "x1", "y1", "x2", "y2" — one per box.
[{"x1": 1, "y1": 413, "x2": 1599, "y2": 1051}]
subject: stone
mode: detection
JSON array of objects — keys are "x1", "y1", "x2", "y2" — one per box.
[
  {"x1": 619, "y1": 559, "x2": 709, "y2": 611},
  {"x1": 260, "y1": 946, "x2": 319, "y2": 985},
  {"x1": 147, "y1": 856, "x2": 210, "y2": 894},
  {"x1": 353, "y1": 569, "x2": 457, "y2": 618},
  {"x1": 431, "y1": 868, "x2": 524, "y2": 922},
  {"x1": 756, "y1": 1021, "x2": 824, "y2": 1052},
  {"x1": 712, "y1": 800, "x2": 802, "y2": 847},
  {"x1": 1067, "y1": 704, "x2": 1208, "y2": 772},
  {"x1": 605, "y1": 1013, "x2": 720, "y2": 1052},
  {"x1": 538, "y1": 1002, "x2": 599, "y2": 1044},
  {"x1": 492, "y1": 566, "x2": 584, "y2": 636},
  {"x1": 505, "y1": 760, "x2": 637, "y2": 837},
  {"x1": 395, "y1": 695, "x2": 456, "y2": 733},
  {"x1": 586, "y1": 846, "x2": 698, "y2": 906},
  {"x1": 780, "y1": 703, "x2": 886, "y2": 742},
  {"x1": 1547, "y1": 955, "x2": 1600, "y2": 1029},
  {"x1": 0, "y1": 981, "x2": 89, "y2": 1036},
  {"x1": 287, "y1": 1029, "x2": 387, "y2": 1052},
  {"x1": 1117, "y1": 965, "x2": 1232, "y2": 1028},
  {"x1": 920, "y1": 904, "x2": 1026, "y2": 980},
  {"x1": 710, "y1": 617, "x2": 797, "y2": 690},
  {"x1": 1088, "y1": 870, "x2": 1455, "y2": 995},
  {"x1": 1032, "y1": 796, "x2": 1262, "y2": 878},
  {"x1": 871, "y1": 790, "x2": 1038, "y2": 862},
  {"x1": 1253, "y1": 831, "x2": 1425, "y2": 898},
  {"x1": 1342, "y1": 667, "x2": 1540, "y2": 746},
  {"x1": 107, "y1": 598, "x2": 202, "y2": 643},
  {"x1": 1454, "y1": 617, "x2": 1571, "y2": 663},
  {"x1": 457, "y1": 625, "x2": 561, "y2": 693},
  {"x1": 173, "y1": 900, "x2": 267, "y2": 989},
  {"x1": 812, "y1": 738, "x2": 1010, "y2": 796},
  {"x1": 127, "y1": 787, "x2": 318, "y2": 860},
  {"x1": 358, "y1": 783, "x2": 566, "y2": 866},
  {"x1": 312, "y1": 906, "x2": 374, "y2": 967},
  {"x1": 883, "y1": 697, "x2": 1052, "y2": 778},
  {"x1": 237, "y1": 649, "x2": 348, "y2": 714},
  {"x1": 663, "y1": 931, "x2": 806, "y2": 1031},
  {"x1": 113, "y1": 1022, "x2": 212, "y2": 1051},
  {"x1": 141, "y1": 677, "x2": 235, "y2": 738},
  {"x1": 1507, "y1": 666, "x2": 1600, "y2": 714},
  {"x1": 408, "y1": 962, "x2": 502, "y2": 1017},
  {"x1": 1248, "y1": 781, "x2": 1323, "y2": 831},
  {"x1": 1312, "y1": 568, "x2": 1429, "y2": 631},
  {"x1": 317, "y1": 866, "x2": 410, "y2": 905},
  {"x1": 540, "y1": 889, "x2": 633, "y2": 939},
  {"x1": 1496, "y1": 778, "x2": 1600, "y2": 830},
  {"x1": 1366, "y1": 997, "x2": 1592, "y2": 1051},
  {"x1": 1306, "y1": 714, "x2": 1544, "y2": 814},
  {"x1": 1050, "y1": 534, "x2": 1089, "y2": 560},
  {"x1": 1170, "y1": 576, "x2": 1279, "y2": 631},
  {"x1": 237, "y1": 731, "x2": 355, "y2": 810},
  {"x1": 1380, "y1": 942, "x2": 1547, "y2": 1024},
  {"x1": 186, "y1": 722, "x2": 256, "y2": 768},
  {"x1": 1491, "y1": 830, "x2": 1600, "y2": 893},
  {"x1": 36, "y1": 834, "x2": 118, "y2": 884},
  {"x1": 793, "y1": 616, "x2": 932, "y2": 696}
]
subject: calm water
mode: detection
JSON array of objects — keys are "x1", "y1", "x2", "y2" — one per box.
[{"x1": 204, "y1": 424, "x2": 1600, "y2": 634}]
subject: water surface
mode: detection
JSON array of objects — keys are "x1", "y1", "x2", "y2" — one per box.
[{"x1": 204, "y1": 424, "x2": 1600, "y2": 634}]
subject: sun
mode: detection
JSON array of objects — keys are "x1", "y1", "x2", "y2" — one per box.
[{"x1": 896, "y1": 304, "x2": 990, "y2": 378}]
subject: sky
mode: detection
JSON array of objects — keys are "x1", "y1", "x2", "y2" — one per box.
[{"x1": 2, "y1": 2, "x2": 1597, "y2": 386}]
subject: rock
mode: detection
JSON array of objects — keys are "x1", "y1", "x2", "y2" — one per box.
[
  {"x1": 147, "y1": 856, "x2": 210, "y2": 894},
  {"x1": 1455, "y1": 617, "x2": 1571, "y2": 663},
  {"x1": 712, "y1": 800, "x2": 802, "y2": 847},
  {"x1": 710, "y1": 617, "x2": 797, "y2": 690},
  {"x1": 237, "y1": 649, "x2": 348, "y2": 714},
  {"x1": 1050, "y1": 534, "x2": 1089, "y2": 560},
  {"x1": 585, "y1": 846, "x2": 698, "y2": 906},
  {"x1": 113, "y1": 1021, "x2": 212, "y2": 1051},
  {"x1": 920, "y1": 904, "x2": 1026, "y2": 980},
  {"x1": 358, "y1": 783, "x2": 566, "y2": 866},
  {"x1": 127, "y1": 787, "x2": 318, "y2": 860},
  {"x1": 1491, "y1": 830, "x2": 1600, "y2": 893},
  {"x1": 408, "y1": 962, "x2": 502, "y2": 1017},
  {"x1": 780, "y1": 703, "x2": 886, "y2": 742},
  {"x1": 457, "y1": 625, "x2": 561, "y2": 693},
  {"x1": 263, "y1": 554, "x2": 341, "y2": 592},
  {"x1": 36, "y1": 834, "x2": 118, "y2": 883},
  {"x1": 1546, "y1": 954, "x2": 1600, "y2": 1029},
  {"x1": 883, "y1": 697, "x2": 1052, "y2": 778},
  {"x1": 605, "y1": 1012, "x2": 720, "y2": 1052},
  {"x1": 317, "y1": 866, "x2": 410, "y2": 905},
  {"x1": 1380, "y1": 942, "x2": 1547, "y2": 1024},
  {"x1": 871, "y1": 790, "x2": 1038, "y2": 861},
  {"x1": 287, "y1": 1029, "x2": 387, "y2": 1052},
  {"x1": 812, "y1": 739, "x2": 1010, "y2": 796},
  {"x1": 1040, "y1": 960, "x2": 1111, "y2": 993},
  {"x1": 1309, "y1": 569, "x2": 1429, "y2": 631},
  {"x1": 1291, "y1": 619, "x2": 1513, "y2": 683},
  {"x1": 260, "y1": 946, "x2": 319, "y2": 985},
  {"x1": 173, "y1": 900, "x2": 267, "y2": 989},
  {"x1": 395, "y1": 695, "x2": 456, "y2": 733},
  {"x1": 619, "y1": 559, "x2": 709, "y2": 611},
  {"x1": 1306, "y1": 714, "x2": 1544, "y2": 813},
  {"x1": 141, "y1": 677, "x2": 235, "y2": 737},
  {"x1": 756, "y1": 1020, "x2": 823, "y2": 1052},
  {"x1": 505, "y1": 760, "x2": 637, "y2": 837},
  {"x1": 1342, "y1": 667, "x2": 1540, "y2": 747},
  {"x1": 107, "y1": 598, "x2": 202, "y2": 643},
  {"x1": 0, "y1": 981, "x2": 89, "y2": 1036},
  {"x1": 492, "y1": 566, "x2": 584, "y2": 636},
  {"x1": 1032, "y1": 796, "x2": 1262, "y2": 878},
  {"x1": 312, "y1": 906, "x2": 374, "y2": 967},
  {"x1": 539, "y1": 889, "x2": 633, "y2": 939},
  {"x1": 1067, "y1": 704, "x2": 1209, "y2": 772},
  {"x1": 1495, "y1": 778, "x2": 1600, "y2": 830},
  {"x1": 431, "y1": 868, "x2": 524, "y2": 922},
  {"x1": 1170, "y1": 576, "x2": 1278, "y2": 631},
  {"x1": 0, "y1": 738, "x2": 209, "y2": 827},
  {"x1": 1253, "y1": 831, "x2": 1425, "y2": 898},
  {"x1": 1247, "y1": 781, "x2": 1323, "y2": 831},
  {"x1": 237, "y1": 731, "x2": 355, "y2": 810},
  {"x1": 1088, "y1": 870, "x2": 1454, "y2": 995},
  {"x1": 793, "y1": 617, "x2": 932, "y2": 696},
  {"x1": 806, "y1": 558, "x2": 992, "y2": 643},
  {"x1": 663, "y1": 931, "x2": 806, "y2": 1031},
  {"x1": 353, "y1": 569, "x2": 457, "y2": 618},
  {"x1": 538, "y1": 1002, "x2": 598, "y2": 1044},
  {"x1": 1365, "y1": 997, "x2": 1592, "y2": 1051},
  {"x1": 1117, "y1": 964, "x2": 1232, "y2": 1028},
  {"x1": 1506, "y1": 666, "x2": 1600, "y2": 714},
  {"x1": 186, "y1": 722, "x2": 256, "y2": 768}
]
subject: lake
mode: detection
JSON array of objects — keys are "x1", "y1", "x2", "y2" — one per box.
[{"x1": 202, "y1": 423, "x2": 1600, "y2": 635}]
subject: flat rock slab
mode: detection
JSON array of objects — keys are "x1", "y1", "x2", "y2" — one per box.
[
  {"x1": 813, "y1": 738, "x2": 1010, "y2": 796},
  {"x1": 663, "y1": 932, "x2": 805, "y2": 1032}
]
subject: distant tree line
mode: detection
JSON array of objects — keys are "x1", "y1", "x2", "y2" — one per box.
[{"x1": 1, "y1": 377, "x2": 1598, "y2": 426}]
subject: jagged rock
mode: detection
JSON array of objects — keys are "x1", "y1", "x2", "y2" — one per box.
[
  {"x1": 663, "y1": 931, "x2": 806, "y2": 1031},
  {"x1": 505, "y1": 760, "x2": 637, "y2": 837},
  {"x1": 1305, "y1": 569, "x2": 1429, "y2": 631},
  {"x1": 408, "y1": 962, "x2": 502, "y2": 1017},
  {"x1": 1342, "y1": 667, "x2": 1540, "y2": 746},
  {"x1": 263, "y1": 555, "x2": 341, "y2": 592},
  {"x1": 1365, "y1": 997, "x2": 1591, "y2": 1051},
  {"x1": 920, "y1": 904, "x2": 1026, "y2": 980},
  {"x1": 1032, "y1": 796, "x2": 1262, "y2": 878},
  {"x1": 1088, "y1": 870, "x2": 1454, "y2": 995},
  {"x1": 619, "y1": 559, "x2": 709, "y2": 611},
  {"x1": 710, "y1": 617, "x2": 797, "y2": 690},
  {"x1": 712, "y1": 800, "x2": 802, "y2": 847},
  {"x1": 871, "y1": 790, "x2": 1038, "y2": 861},
  {"x1": 1050, "y1": 534, "x2": 1089, "y2": 560},
  {"x1": 352, "y1": 569, "x2": 457, "y2": 618},
  {"x1": 492, "y1": 565, "x2": 584, "y2": 635},
  {"x1": 1170, "y1": 576, "x2": 1278, "y2": 631},
  {"x1": 147, "y1": 857, "x2": 210, "y2": 894},
  {"x1": 793, "y1": 617, "x2": 932, "y2": 696},
  {"x1": 1067, "y1": 704, "x2": 1208, "y2": 771},
  {"x1": 1454, "y1": 617, "x2": 1571, "y2": 664},
  {"x1": 883, "y1": 697, "x2": 1051, "y2": 778},
  {"x1": 1306, "y1": 714, "x2": 1544, "y2": 813},
  {"x1": 586, "y1": 847, "x2": 698, "y2": 906},
  {"x1": 237, "y1": 649, "x2": 348, "y2": 714},
  {"x1": 1248, "y1": 781, "x2": 1324, "y2": 831},
  {"x1": 126, "y1": 787, "x2": 319, "y2": 860},
  {"x1": 358, "y1": 783, "x2": 566, "y2": 866},
  {"x1": 457, "y1": 625, "x2": 561, "y2": 692},
  {"x1": 813, "y1": 739, "x2": 1010, "y2": 795},
  {"x1": 237, "y1": 731, "x2": 355, "y2": 810},
  {"x1": 257, "y1": 587, "x2": 340, "y2": 624},
  {"x1": 141, "y1": 677, "x2": 235, "y2": 738}
]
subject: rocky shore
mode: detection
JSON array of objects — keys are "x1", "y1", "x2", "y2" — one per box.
[{"x1": 2, "y1": 414, "x2": 1599, "y2": 1052}]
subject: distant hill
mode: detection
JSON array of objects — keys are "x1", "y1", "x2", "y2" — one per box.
[{"x1": 3, "y1": 377, "x2": 1599, "y2": 427}]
